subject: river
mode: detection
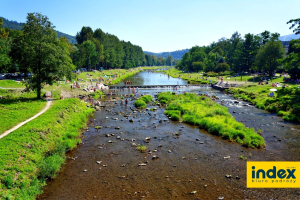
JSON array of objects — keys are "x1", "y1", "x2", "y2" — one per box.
[{"x1": 38, "y1": 71, "x2": 300, "y2": 199}]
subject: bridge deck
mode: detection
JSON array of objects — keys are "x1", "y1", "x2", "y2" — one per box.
[{"x1": 108, "y1": 84, "x2": 211, "y2": 89}]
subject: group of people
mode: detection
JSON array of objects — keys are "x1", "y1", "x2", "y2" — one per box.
[{"x1": 124, "y1": 80, "x2": 132, "y2": 85}]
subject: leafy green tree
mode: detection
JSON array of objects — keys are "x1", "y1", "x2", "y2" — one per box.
[
  {"x1": 237, "y1": 33, "x2": 261, "y2": 72},
  {"x1": 11, "y1": 13, "x2": 75, "y2": 99},
  {"x1": 76, "y1": 26, "x2": 93, "y2": 44},
  {"x1": 287, "y1": 18, "x2": 300, "y2": 35},
  {"x1": 191, "y1": 61, "x2": 205, "y2": 72},
  {"x1": 165, "y1": 55, "x2": 173, "y2": 66},
  {"x1": 204, "y1": 52, "x2": 217, "y2": 72},
  {"x1": 280, "y1": 39, "x2": 300, "y2": 79},
  {"x1": 81, "y1": 40, "x2": 99, "y2": 70},
  {"x1": 215, "y1": 63, "x2": 230, "y2": 72},
  {"x1": 227, "y1": 32, "x2": 242, "y2": 68},
  {"x1": 0, "y1": 38, "x2": 12, "y2": 72},
  {"x1": 260, "y1": 30, "x2": 270, "y2": 44},
  {"x1": 255, "y1": 39, "x2": 285, "y2": 76}
]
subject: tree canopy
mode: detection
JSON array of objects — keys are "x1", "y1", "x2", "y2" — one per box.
[{"x1": 10, "y1": 13, "x2": 75, "y2": 98}]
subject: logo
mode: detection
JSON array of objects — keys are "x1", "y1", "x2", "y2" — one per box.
[{"x1": 247, "y1": 161, "x2": 300, "y2": 188}]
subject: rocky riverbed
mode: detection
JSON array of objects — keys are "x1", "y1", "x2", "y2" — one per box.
[{"x1": 38, "y1": 91, "x2": 300, "y2": 199}]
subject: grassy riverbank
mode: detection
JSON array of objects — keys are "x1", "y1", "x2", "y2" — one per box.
[
  {"x1": 158, "y1": 68, "x2": 214, "y2": 84},
  {"x1": 158, "y1": 92, "x2": 265, "y2": 148},
  {"x1": 229, "y1": 85, "x2": 300, "y2": 123},
  {"x1": 159, "y1": 68, "x2": 286, "y2": 85},
  {"x1": 0, "y1": 90, "x2": 46, "y2": 134},
  {"x1": 0, "y1": 98, "x2": 93, "y2": 199}
]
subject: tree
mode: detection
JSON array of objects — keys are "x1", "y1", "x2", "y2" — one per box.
[
  {"x1": 191, "y1": 61, "x2": 205, "y2": 72},
  {"x1": 81, "y1": 40, "x2": 99, "y2": 70},
  {"x1": 280, "y1": 39, "x2": 300, "y2": 79},
  {"x1": 11, "y1": 13, "x2": 75, "y2": 99},
  {"x1": 238, "y1": 33, "x2": 261, "y2": 72},
  {"x1": 215, "y1": 63, "x2": 230, "y2": 72},
  {"x1": 260, "y1": 30, "x2": 270, "y2": 44},
  {"x1": 255, "y1": 40, "x2": 285, "y2": 76},
  {"x1": 287, "y1": 18, "x2": 300, "y2": 35},
  {"x1": 76, "y1": 26, "x2": 94, "y2": 44},
  {"x1": 165, "y1": 55, "x2": 173, "y2": 66}
]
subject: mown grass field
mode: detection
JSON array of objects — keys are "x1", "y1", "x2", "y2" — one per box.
[
  {"x1": 0, "y1": 94, "x2": 46, "y2": 134},
  {"x1": 0, "y1": 80, "x2": 25, "y2": 89},
  {"x1": 0, "y1": 98, "x2": 93, "y2": 199},
  {"x1": 158, "y1": 92, "x2": 265, "y2": 148}
]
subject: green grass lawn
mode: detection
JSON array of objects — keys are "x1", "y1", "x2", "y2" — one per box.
[
  {"x1": 158, "y1": 92, "x2": 265, "y2": 148},
  {"x1": 0, "y1": 99, "x2": 46, "y2": 134},
  {"x1": 0, "y1": 98, "x2": 93, "y2": 199},
  {"x1": 0, "y1": 80, "x2": 25, "y2": 89}
]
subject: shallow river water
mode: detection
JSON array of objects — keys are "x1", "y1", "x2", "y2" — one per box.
[{"x1": 38, "y1": 72, "x2": 300, "y2": 200}]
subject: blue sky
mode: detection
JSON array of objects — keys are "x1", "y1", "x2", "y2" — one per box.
[{"x1": 1, "y1": 0, "x2": 299, "y2": 52}]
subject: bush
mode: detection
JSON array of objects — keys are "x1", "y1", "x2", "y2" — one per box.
[
  {"x1": 134, "y1": 99, "x2": 146, "y2": 108},
  {"x1": 203, "y1": 71, "x2": 218, "y2": 77},
  {"x1": 215, "y1": 63, "x2": 230, "y2": 72}
]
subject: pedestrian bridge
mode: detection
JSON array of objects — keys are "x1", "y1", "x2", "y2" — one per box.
[{"x1": 108, "y1": 84, "x2": 211, "y2": 89}]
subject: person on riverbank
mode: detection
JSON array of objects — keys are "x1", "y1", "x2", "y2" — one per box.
[{"x1": 125, "y1": 98, "x2": 128, "y2": 105}]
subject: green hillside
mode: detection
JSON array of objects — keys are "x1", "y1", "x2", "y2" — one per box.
[{"x1": 1, "y1": 17, "x2": 77, "y2": 44}]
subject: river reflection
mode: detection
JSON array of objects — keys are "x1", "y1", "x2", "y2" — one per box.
[{"x1": 114, "y1": 71, "x2": 188, "y2": 86}]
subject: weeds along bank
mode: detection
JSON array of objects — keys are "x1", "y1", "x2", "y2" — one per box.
[
  {"x1": 158, "y1": 92, "x2": 265, "y2": 148},
  {"x1": 229, "y1": 86, "x2": 300, "y2": 123},
  {"x1": 0, "y1": 98, "x2": 93, "y2": 199}
]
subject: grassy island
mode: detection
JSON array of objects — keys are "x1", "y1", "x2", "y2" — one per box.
[{"x1": 158, "y1": 92, "x2": 265, "y2": 148}]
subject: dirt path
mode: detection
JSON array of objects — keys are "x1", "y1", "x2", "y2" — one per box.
[{"x1": 0, "y1": 100, "x2": 52, "y2": 140}]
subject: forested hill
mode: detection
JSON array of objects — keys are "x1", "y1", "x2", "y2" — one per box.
[
  {"x1": 1, "y1": 17, "x2": 77, "y2": 44},
  {"x1": 144, "y1": 49, "x2": 190, "y2": 60}
]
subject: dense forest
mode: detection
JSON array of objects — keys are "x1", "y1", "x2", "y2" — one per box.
[
  {"x1": 0, "y1": 15, "x2": 174, "y2": 73},
  {"x1": 176, "y1": 27, "x2": 300, "y2": 79}
]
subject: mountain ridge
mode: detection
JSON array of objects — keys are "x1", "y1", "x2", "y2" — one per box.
[
  {"x1": 144, "y1": 49, "x2": 190, "y2": 60},
  {"x1": 1, "y1": 16, "x2": 77, "y2": 44}
]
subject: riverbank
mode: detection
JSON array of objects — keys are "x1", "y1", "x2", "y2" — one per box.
[
  {"x1": 0, "y1": 98, "x2": 93, "y2": 199},
  {"x1": 229, "y1": 85, "x2": 300, "y2": 123},
  {"x1": 158, "y1": 92, "x2": 265, "y2": 148}
]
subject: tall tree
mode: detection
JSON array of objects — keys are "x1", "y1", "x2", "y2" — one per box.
[
  {"x1": 11, "y1": 13, "x2": 75, "y2": 99},
  {"x1": 260, "y1": 30, "x2": 270, "y2": 44},
  {"x1": 76, "y1": 26, "x2": 93, "y2": 44},
  {"x1": 255, "y1": 39, "x2": 285, "y2": 76},
  {"x1": 280, "y1": 39, "x2": 300, "y2": 79},
  {"x1": 81, "y1": 40, "x2": 99, "y2": 70}
]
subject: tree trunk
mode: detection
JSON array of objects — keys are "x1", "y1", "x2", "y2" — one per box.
[{"x1": 37, "y1": 47, "x2": 42, "y2": 99}]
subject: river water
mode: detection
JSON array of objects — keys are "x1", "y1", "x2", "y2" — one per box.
[{"x1": 39, "y1": 72, "x2": 300, "y2": 200}]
